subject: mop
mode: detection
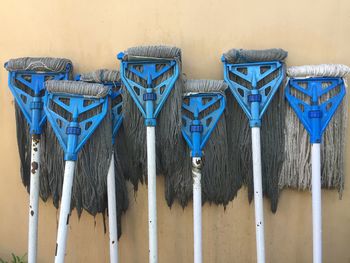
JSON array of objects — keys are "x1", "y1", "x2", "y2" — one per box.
[
  {"x1": 166, "y1": 79, "x2": 239, "y2": 208},
  {"x1": 222, "y1": 49, "x2": 288, "y2": 213},
  {"x1": 118, "y1": 45, "x2": 182, "y2": 263},
  {"x1": 284, "y1": 64, "x2": 349, "y2": 263},
  {"x1": 43, "y1": 76, "x2": 113, "y2": 217},
  {"x1": 78, "y1": 69, "x2": 128, "y2": 262},
  {"x1": 44, "y1": 80, "x2": 110, "y2": 263},
  {"x1": 181, "y1": 80, "x2": 226, "y2": 263},
  {"x1": 4, "y1": 57, "x2": 72, "y2": 263},
  {"x1": 222, "y1": 48, "x2": 287, "y2": 263},
  {"x1": 280, "y1": 64, "x2": 349, "y2": 194}
]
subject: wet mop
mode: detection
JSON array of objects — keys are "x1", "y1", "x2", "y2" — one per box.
[
  {"x1": 284, "y1": 64, "x2": 349, "y2": 263},
  {"x1": 118, "y1": 45, "x2": 182, "y2": 263},
  {"x1": 222, "y1": 48, "x2": 287, "y2": 263},
  {"x1": 44, "y1": 80, "x2": 110, "y2": 263},
  {"x1": 4, "y1": 57, "x2": 72, "y2": 263},
  {"x1": 181, "y1": 80, "x2": 226, "y2": 263},
  {"x1": 78, "y1": 69, "x2": 128, "y2": 262}
]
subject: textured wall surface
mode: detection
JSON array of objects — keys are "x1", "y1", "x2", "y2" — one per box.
[{"x1": 0, "y1": 0, "x2": 350, "y2": 262}]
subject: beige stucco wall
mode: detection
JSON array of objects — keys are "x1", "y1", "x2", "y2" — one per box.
[{"x1": 1, "y1": 0, "x2": 350, "y2": 262}]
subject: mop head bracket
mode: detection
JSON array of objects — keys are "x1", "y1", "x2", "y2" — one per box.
[
  {"x1": 5, "y1": 67, "x2": 71, "y2": 134},
  {"x1": 45, "y1": 91, "x2": 109, "y2": 160},
  {"x1": 223, "y1": 60, "x2": 284, "y2": 127},
  {"x1": 118, "y1": 52, "x2": 179, "y2": 127},
  {"x1": 182, "y1": 92, "x2": 226, "y2": 157},
  {"x1": 285, "y1": 77, "x2": 346, "y2": 143}
]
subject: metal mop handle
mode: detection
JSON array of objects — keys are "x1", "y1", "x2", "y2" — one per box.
[
  {"x1": 312, "y1": 143, "x2": 321, "y2": 263},
  {"x1": 107, "y1": 154, "x2": 119, "y2": 263},
  {"x1": 251, "y1": 127, "x2": 265, "y2": 263},
  {"x1": 28, "y1": 135, "x2": 41, "y2": 263},
  {"x1": 55, "y1": 160, "x2": 75, "y2": 263},
  {"x1": 192, "y1": 157, "x2": 202, "y2": 263},
  {"x1": 147, "y1": 126, "x2": 158, "y2": 263}
]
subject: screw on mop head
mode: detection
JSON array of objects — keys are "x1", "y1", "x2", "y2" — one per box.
[
  {"x1": 44, "y1": 80, "x2": 113, "y2": 215},
  {"x1": 222, "y1": 48, "x2": 288, "y2": 212},
  {"x1": 4, "y1": 57, "x2": 72, "y2": 197},
  {"x1": 78, "y1": 69, "x2": 128, "y2": 238},
  {"x1": 117, "y1": 45, "x2": 184, "y2": 189},
  {"x1": 280, "y1": 64, "x2": 349, "y2": 193}
]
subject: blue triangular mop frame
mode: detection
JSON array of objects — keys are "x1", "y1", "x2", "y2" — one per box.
[{"x1": 222, "y1": 58, "x2": 285, "y2": 263}]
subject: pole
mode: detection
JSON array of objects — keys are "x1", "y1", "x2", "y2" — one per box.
[
  {"x1": 107, "y1": 154, "x2": 119, "y2": 263},
  {"x1": 28, "y1": 135, "x2": 41, "y2": 263},
  {"x1": 312, "y1": 143, "x2": 322, "y2": 263},
  {"x1": 251, "y1": 127, "x2": 265, "y2": 263},
  {"x1": 54, "y1": 160, "x2": 76, "y2": 263},
  {"x1": 192, "y1": 157, "x2": 202, "y2": 263},
  {"x1": 146, "y1": 126, "x2": 158, "y2": 263}
]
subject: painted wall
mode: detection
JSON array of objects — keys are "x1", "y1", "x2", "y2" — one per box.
[{"x1": 0, "y1": 0, "x2": 350, "y2": 262}]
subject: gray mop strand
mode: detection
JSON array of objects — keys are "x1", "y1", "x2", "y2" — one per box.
[
  {"x1": 121, "y1": 46, "x2": 184, "y2": 192},
  {"x1": 279, "y1": 64, "x2": 350, "y2": 195},
  {"x1": 44, "y1": 80, "x2": 113, "y2": 216},
  {"x1": 165, "y1": 80, "x2": 240, "y2": 207},
  {"x1": 5, "y1": 57, "x2": 73, "y2": 201},
  {"x1": 79, "y1": 69, "x2": 129, "y2": 237},
  {"x1": 223, "y1": 48, "x2": 288, "y2": 212}
]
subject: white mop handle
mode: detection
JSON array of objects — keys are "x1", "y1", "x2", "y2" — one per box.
[
  {"x1": 192, "y1": 157, "x2": 202, "y2": 263},
  {"x1": 147, "y1": 126, "x2": 158, "y2": 263},
  {"x1": 251, "y1": 127, "x2": 265, "y2": 263},
  {"x1": 28, "y1": 136, "x2": 41, "y2": 263},
  {"x1": 107, "y1": 154, "x2": 119, "y2": 263},
  {"x1": 312, "y1": 143, "x2": 322, "y2": 263},
  {"x1": 55, "y1": 160, "x2": 76, "y2": 263}
]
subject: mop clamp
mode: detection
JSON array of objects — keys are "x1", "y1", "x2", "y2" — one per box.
[
  {"x1": 44, "y1": 82, "x2": 109, "y2": 161},
  {"x1": 118, "y1": 52, "x2": 179, "y2": 127},
  {"x1": 182, "y1": 92, "x2": 226, "y2": 157},
  {"x1": 5, "y1": 62, "x2": 72, "y2": 134},
  {"x1": 285, "y1": 77, "x2": 346, "y2": 143},
  {"x1": 222, "y1": 59, "x2": 284, "y2": 127}
]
